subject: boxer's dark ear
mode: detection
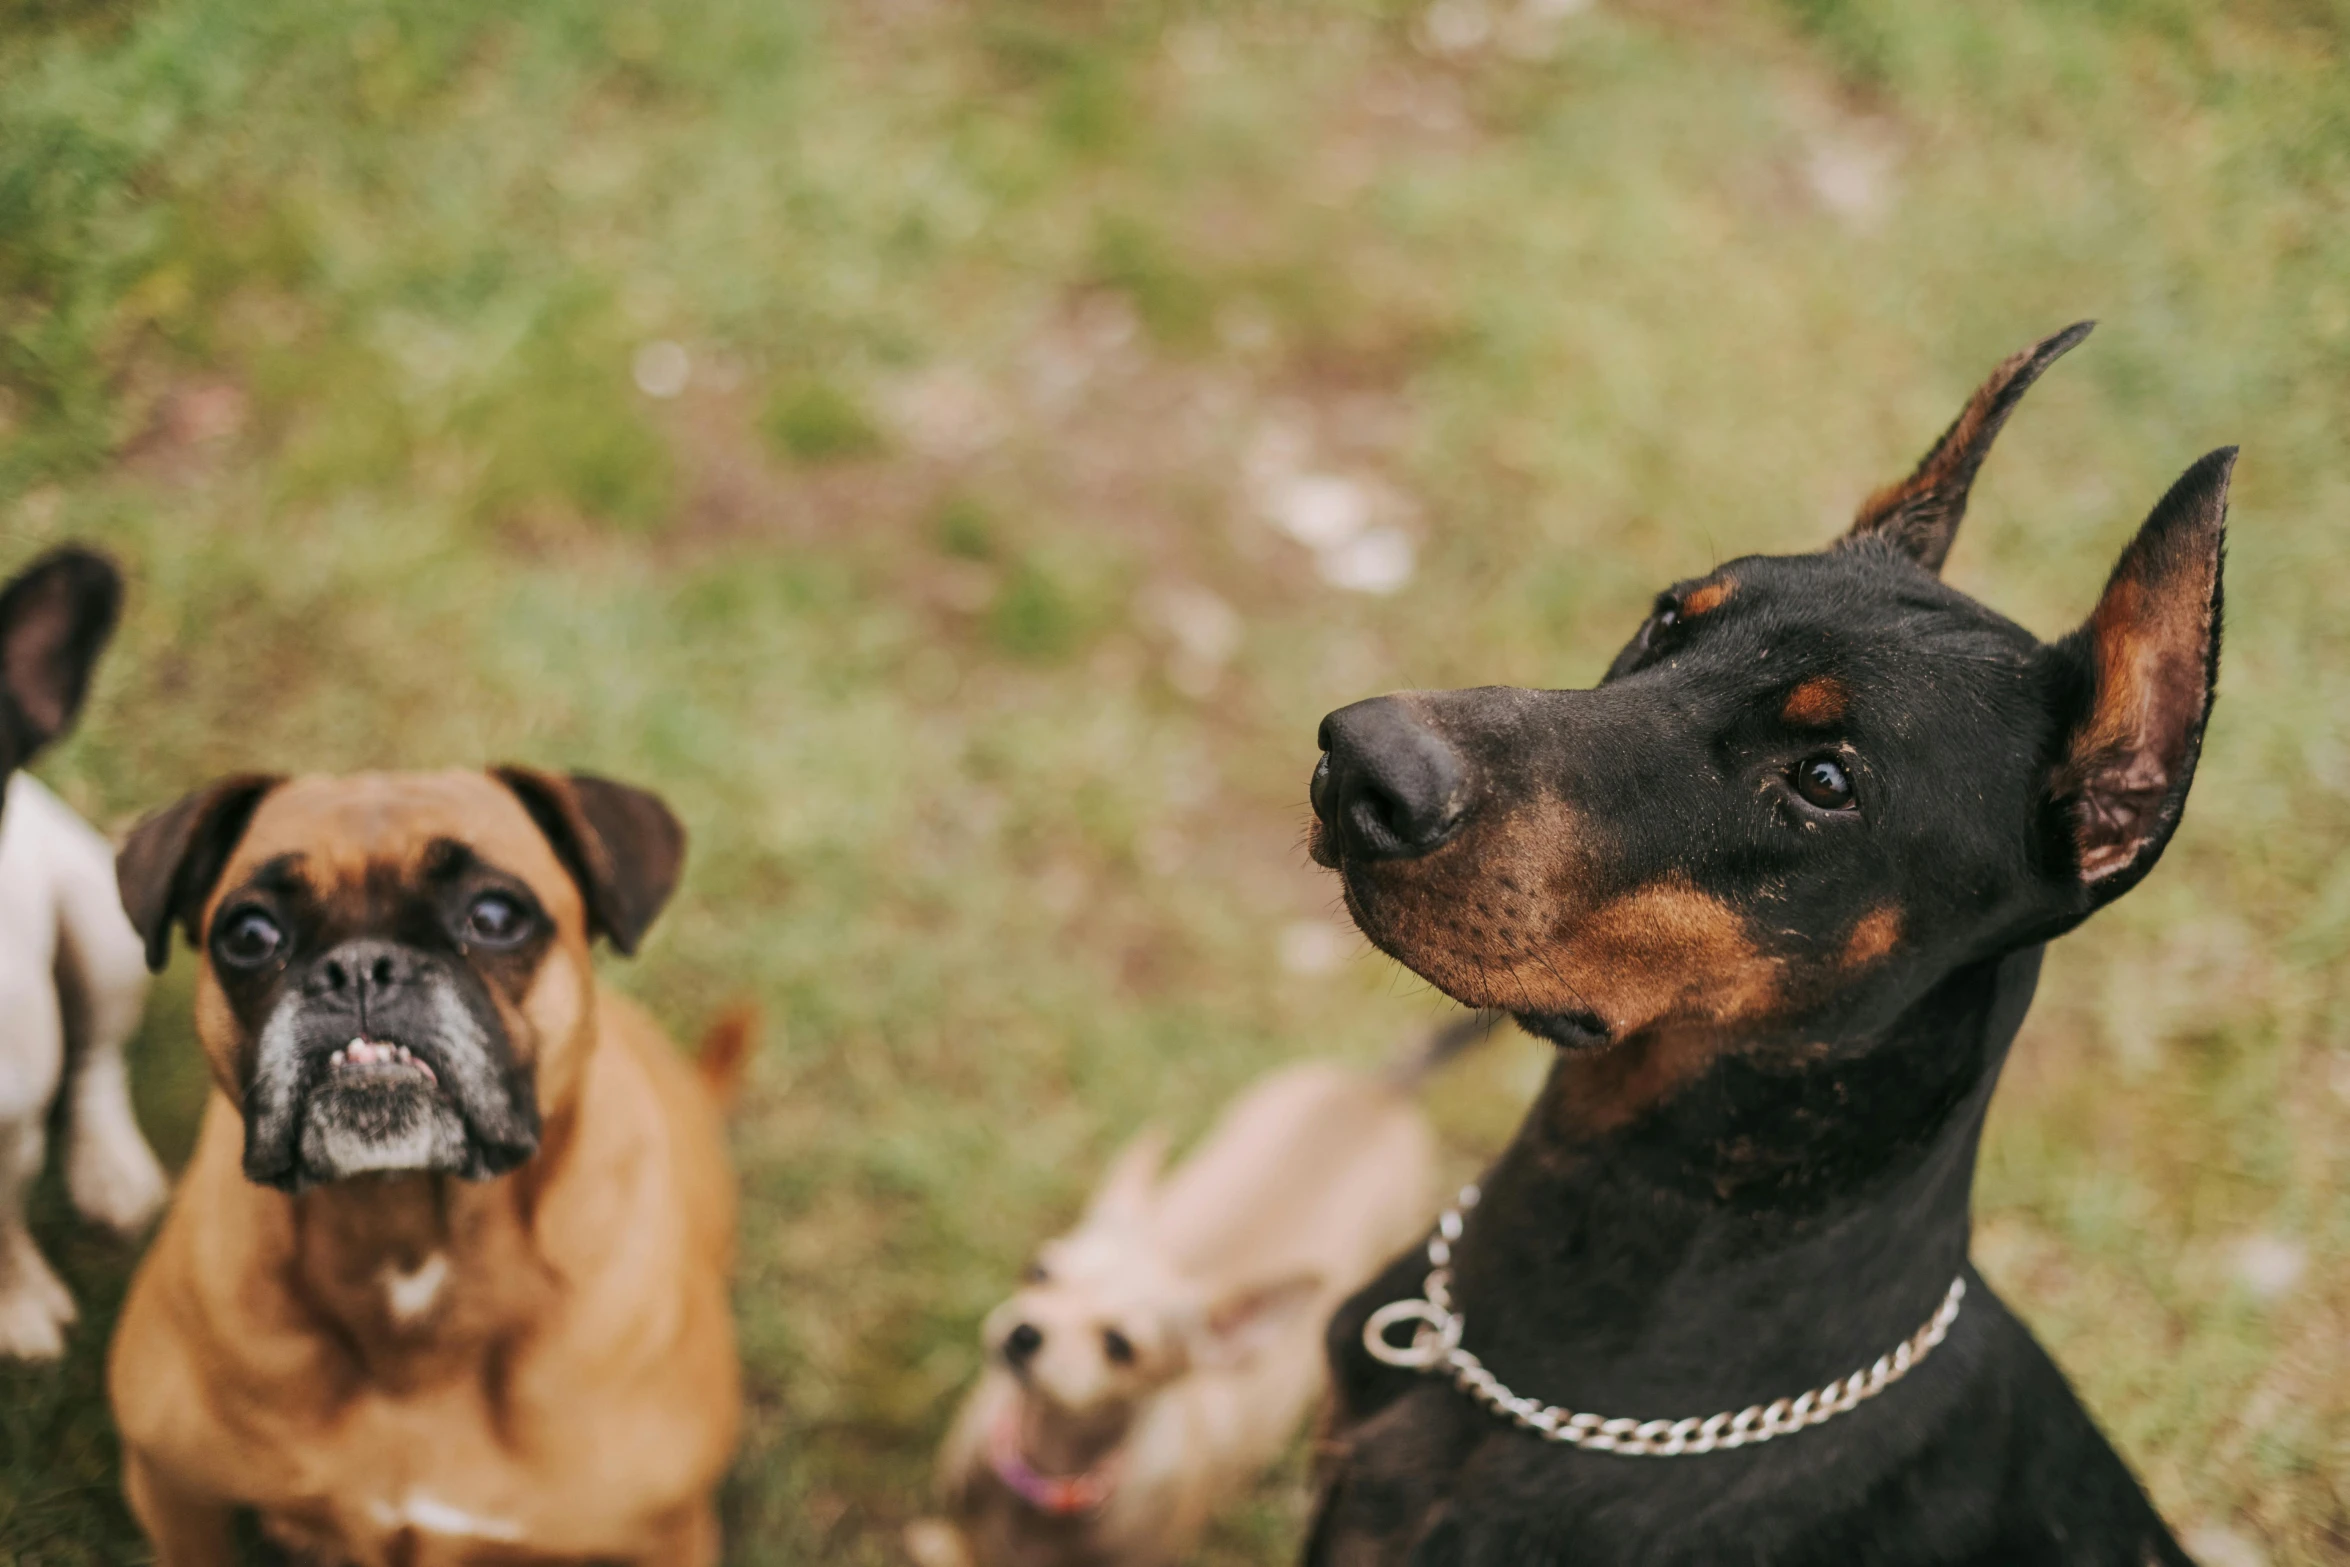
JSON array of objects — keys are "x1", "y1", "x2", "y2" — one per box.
[
  {"x1": 492, "y1": 767, "x2": 685, "y2": 955},
  {"x1": 118, "y1": 774, "x2": 283, "y2": 972},
  {"x1": 1844, "y1": 322, "x2": 2093, "y2": 573},
  {"x1": 0, "y1": 545, "x2": 123, "y2": 767},
  {"x1": 2048, "y1": 447, "x2": 2233, "y2": 907}
]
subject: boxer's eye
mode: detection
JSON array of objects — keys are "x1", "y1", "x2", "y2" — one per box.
[
  {"x1": 213, "y1": 907, "x2": 284, "y2": 969},
  {"x1": 1101, "y1": 1327, "x2": 1136, "y2": 1366},
  {"x1": 462, "y1": 892, "x2": 533, "y2": 948}
]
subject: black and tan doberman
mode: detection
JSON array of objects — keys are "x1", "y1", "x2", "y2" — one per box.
[{"x1": 1303, "y1": 324, "x2": 2220, "y2": 1565}]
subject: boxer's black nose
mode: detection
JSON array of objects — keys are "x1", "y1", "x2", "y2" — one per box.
[
  {"x1": 1313, "y1": 698, "x2": 1468, "y2": 860},
  {"x1": 303, "y1": 940, "x2": 429, "y2": 1039},
  {"x1": 1004, "y1": 1322, "x2": 1044, "y2": 1366}
]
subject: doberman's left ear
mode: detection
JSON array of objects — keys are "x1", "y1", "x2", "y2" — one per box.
[
  {"x1": 2051, "y1": 447, "x2": 2233, "y2": 903},
  {"x1": 492, "y1": 767, "x2": 685, "y2": 955},
  {"x1": 1844, "y1": 322, "x2": 2094, "y2": 573}
]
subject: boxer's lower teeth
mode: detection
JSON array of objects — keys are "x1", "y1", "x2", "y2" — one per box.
[{"x1": 327, "y1": 1038, "x2": 438, "y2": 1087}]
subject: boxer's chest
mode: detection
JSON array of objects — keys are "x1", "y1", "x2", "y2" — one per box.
[
  {"x1": 251, "y1": 1385, "x2": 650, "y2": 1564},
  {"x1": 224, "y1": 1318, "x2": 727, "y2": 1567}
]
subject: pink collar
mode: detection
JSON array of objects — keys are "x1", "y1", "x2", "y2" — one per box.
[{"x1": 987, "y1": 1406, "x2": 1121, "y2": 1517}]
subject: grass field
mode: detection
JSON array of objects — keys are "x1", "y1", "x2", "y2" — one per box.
[{"x1": 2, "y1": 0, "x2": 2346, "y2": 1561}]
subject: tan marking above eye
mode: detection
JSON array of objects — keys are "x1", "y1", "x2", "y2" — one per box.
[
  {"x1": 1781, "y1": 676, "x2": 1849, "y2": 726},
  {"x1": 1841, "y1": 906, "x2": 1902, "y2": 967},
  {"x1": 1681, "y1": 578, "x2": 1735, "y2": 617}
]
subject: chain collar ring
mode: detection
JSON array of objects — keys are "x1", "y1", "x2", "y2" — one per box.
[{"x1": 1364, "y1": 1185, "x2": 1966, "y2": 1458}]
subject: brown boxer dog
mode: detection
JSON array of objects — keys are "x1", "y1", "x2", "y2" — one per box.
[{"x1": 107, "y1": 767, "x2": 747, "y2": 1567}]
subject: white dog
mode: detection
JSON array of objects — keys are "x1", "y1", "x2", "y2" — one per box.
[
  {"x1": 0, "y1": 546, "x2": 166, "y2": 1360},
  {"x1": 909, "y1": 1015, "x2": 1493, "y2": 1567}
]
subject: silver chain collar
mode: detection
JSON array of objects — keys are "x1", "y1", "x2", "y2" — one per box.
[{"x1": 1363, "y1": 1185, "x2": 1966, "y2": 1458}]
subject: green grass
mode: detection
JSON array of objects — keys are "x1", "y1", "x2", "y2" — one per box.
[
  {"x1": 2, "y1": 0, "x2": 2347, "y2": 1561},
  {"x1": 763, "y1": 380, "x2": 886, "y2": 465}
]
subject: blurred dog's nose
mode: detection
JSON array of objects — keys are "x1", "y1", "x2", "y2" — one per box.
[
  {"x1": 1313, "y1": 698, "x2": 1468, "y2": 860},
  {"x1": 1003, "y1": 1322, "x2": 1044, "y2": 1366}
]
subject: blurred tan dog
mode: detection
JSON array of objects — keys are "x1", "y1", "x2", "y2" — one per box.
[
  {"x1": 107, "y1": 767, "x2": 750, "y2": 1566},
  {"x1": 907, "y1": 1016, "x2": 1492, "y2": 1567}
]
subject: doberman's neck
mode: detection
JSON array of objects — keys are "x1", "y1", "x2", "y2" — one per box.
[{"x1": 1451, "y1": 946, "x2": 2043, "y2": 1417}]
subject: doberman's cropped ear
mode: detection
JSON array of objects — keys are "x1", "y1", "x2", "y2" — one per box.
[
  {"x1": 0, "y1": 546, "x2": 123, "y2": 764},
  {"x1": 1845, "y1": 322, "x2": 2094, "y2": 573},
  {"x1": 491, "y1": 766, "x2": 685, "y2": 955},
  {"x1": 2050, "y1": 448, "x2": 2233, "y2": 903},
  {"x1": 118, "y1": 774, "x2": 283, "y2": 972}
]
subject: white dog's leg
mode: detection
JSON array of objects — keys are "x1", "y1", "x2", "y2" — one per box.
[
  {"x1": 61, "y1": 1033, "x2": 167, "y2": 1234},
  {"x1": 51, "y1": 802, "x2": 166, "y2": 1235},
  {"x1": 0, "y1": 1122, "x2": 76, "y2": 1359},
  {"x1": 0, "y1": 978, "x2": 73, "y2": 1359}
]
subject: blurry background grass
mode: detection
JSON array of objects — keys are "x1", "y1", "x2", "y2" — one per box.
[{"x1": 2, "y1": 0, "x2": 2346, "y2": 1560}]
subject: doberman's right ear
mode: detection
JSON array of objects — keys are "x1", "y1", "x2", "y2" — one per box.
[
  {"x1": 118, "y1": 775, "x2": 283, "y2": 972},
  {"x1": 1844, "y1": 322, "x2": 2093, "y2": 574},
  {"x1": 2049, "y1": 447, "x2": 2233, "y2": 906}
]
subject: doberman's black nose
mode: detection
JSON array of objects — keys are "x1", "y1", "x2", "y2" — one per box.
[
  {"x1": 1313, "y1": 697, "x2": 1469, "y2": 860},
  {"x1": 1003, "y1": 1322, "x2": 1044, "y2": 1367}
]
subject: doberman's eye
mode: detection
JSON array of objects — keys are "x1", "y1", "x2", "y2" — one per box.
[
  {"x1": 462, "y1": 892, "x2": 534, "y2": 948},
  {"x1": 213, "y1": 907, "x2": 284, "y2": 969},
  {"x1": 1641, "y1": 596, "x2": 1681, "y2": 648},
  {"x1": 1102, "y1": 1327, "x2": 1136, "y2": 1365},
  {"x1": 1792, "y1": 755, "x2": 1857, "y2": 811}
]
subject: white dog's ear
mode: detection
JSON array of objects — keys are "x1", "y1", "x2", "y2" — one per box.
[
  {"x1": 1187, "y1": 1272, "x2": 1324, "y2": 1371},
  {"x1": 0, "y1": 545, "x2": 121, "y2": 761},
  {"x1": 1081, "y1": 1127, "x2": 1168, "y2": 1231}
]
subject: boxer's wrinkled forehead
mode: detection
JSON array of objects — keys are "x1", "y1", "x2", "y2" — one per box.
[
  {"x1": 120, "y1": 764, "x2": 683, "y2": 977},
  {"x1": 210, "y1": 772, "x2": 586, "y2": 940}
]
